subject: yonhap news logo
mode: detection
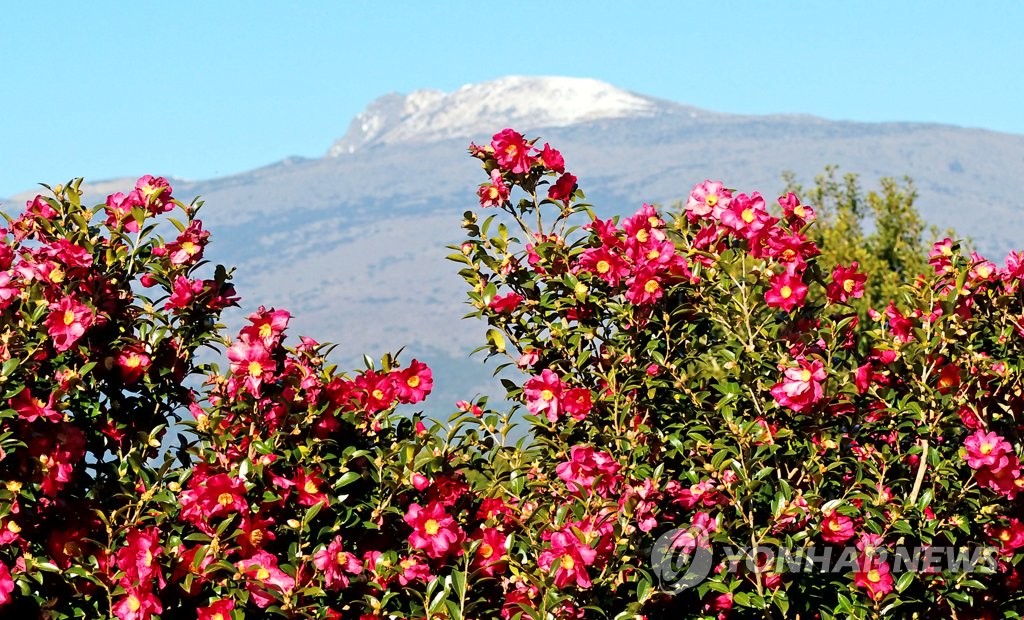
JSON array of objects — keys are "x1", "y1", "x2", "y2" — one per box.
[{"x1": 650, "y1": 526, "x2": 999, "y2": 593}]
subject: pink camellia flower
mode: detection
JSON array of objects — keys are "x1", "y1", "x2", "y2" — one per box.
[
  {"x1": 104, "y1": 191, "x2": 142, "y2": 232},
  {"x1": 538, "y1": 528, "x2": 598, "y2": 589},
  {"x1": 116, "y1": 347, "x2": 152, "y2": 384},
  {"x1": 827, "y1": 262, "x2": 867, "y2": 304},
  {"x1": 111, "y1": 585, "x2": 162, "y2": 620},
  {"x1": 135, "y1": 175, "x2": 173, "y2": 214},
  {"x1": 576, "y1": 246, "x2": 630, "y2": 286},
  {"x1": 235, "y1": 552, "x2": 295, "y2": 609},
  {"x1": 988, "y1": 518, "x2": 1024, "y2": 556},
  {"x1": 45, "y1": 296, "x2": 95, "y2": 352},
  {"x1": 164, "y1": 220, "x2": 209, "y2": 266},
  {"x1": 294, "y1": 468, "x2": 329, "y2": 508},
  {"x1": 770, "y1": 356, "x2": 826, "y2": 413},
  {"x1": 555, "y1": 445, "x2": 621, "y2": 497},
  {"x1": 0, "y1": 272, "x2": 18, "y2": 310},
  {"x1": 491, "y1": 129, "x2": 535, "y2": 174},
  {"x1": 538, "y1": 143, "x2": 565, "y2": 173},
  {"x1": 720, "y1": 192, "x2": 773, "y2": 237},
  {"x1": 477, "y1": 169, "x2": 510, "y2": 208},
  {"x1": 197, "y1": 600, "x2": 234, "y2": 620},
  {"x1": 964, "y1": 430, "x2": 1014, "y2": 470},
  {"x1": 625, "y1": 267, "x2": 664, "y2": 306},
  {"x1": 524, "y1": 369, "x2": 565, "y2": 422},
  {"x1": 765, "y1": 271, "x2": 808, "y2": 312},
  {"x1": 854, "y1": 555, "x2": 894, "y2": 600},
  {"x1": 404, "y1": 501, "x2": 464, "y2": 559},
  {"x1": 489, "y1": 291, "x2": 524, "y2": 314},
  {"x1": 164, "y1": 276, "x2": 204, "y2": 311},
  {"x1": 517, "y1": 349, "x2": 540, "y2": 368},
  {"x1": 226, "y1": 337, "x2": 275, "y2": 396},
  {"x1": 10, "y1": 388, "x2": 61, "y2": 423},
  {"x1": 778, "y1": 191, "x2": 816, "y2": 226},
  {"x1": 820, "y1": 512, "x2": 856, "y2": 544},
  {"x1": 313, "y1": 535, "x2": 363, "y2": 590},
  {"x1": 547, "y1": 172, "x2": 577, "y2": 203},
  {"x1": 0, "y1": 561, "x2": 13, "y2": 607},
  {"x1": 686, "y1": 180, "x2": 732, "y2": 220},
  {"x1": 393, "y1": 359, "x2": 433, "y2": 404}
]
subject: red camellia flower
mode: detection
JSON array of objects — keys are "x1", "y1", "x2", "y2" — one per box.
[
  {"x1": 562, "y1": 387, "x2": 593, "y2": 421},
  {"x1": 226, "y1": 337, "x2": 275, "y2": 396},
  {"x1": 539, "y1": 143, "x2": 565, "y2": 173},
  {"x1": 235, "y1": 552, "x2": 296, "y2": 609},
  {"x1": 778, "y1": 191, "x2": 816, "y2": 226},
  {"x1": 491, "y1": 128, "x2": 535, "y2": 174},
  {"x1": 854, "y1": 555, "x2": 894, "y2": 600},
  {"x1": 197, "y1": 600, "x2": 235, "y2": 620},
  {"x1": 393, "y1": 359, "x2": 433, "y2": 404},
  {"x1": 471, "y1": 527, "x2": 509, "y2": 577},
  {"x1": 164, "y1": 276, "x2": 204, "y2": 311},
  {"x1": 770, "y1": 356, "x2": 826, "y2": 413},
  {"x1": 295, "y1": 468, "x2": 329, "y2": 508},
  {"x1": 625, "y1": 266, "x2": 664, "y2": 306},
  {"x1": 489, "y1": 291, "x2": 524, "y2": 314},
  {"x1": 45, "y1": 296, "x2": 95, "y2": 352},
  {"x1": 405, "y1": 501, "x2": 464, "y2": 559},
  {"x1": 577, "y1": 246, "x2": 630, "y2": 286},
  {"x1": 524, "y1": 369, "x2": 565, "y2": 422},
  {"x1": 827, "y1": 262, "x2": 867, "y2": 304},
  {"x1": 164, "y1": 220, "x2": 209, "y2": 266},
  {"x1": 116, "y1": 347, "x2": 152, "y2": 384},
  {"x1": 765, "y1": 271, "x2": 808, "y2": 312},
  {"x1": 548, "y1": 172, "x2": 577, "y2": 203}
]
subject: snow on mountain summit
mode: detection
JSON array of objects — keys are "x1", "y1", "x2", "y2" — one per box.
[{"x1": 328, "y1": 76, "x2": 658, "y2": 155}]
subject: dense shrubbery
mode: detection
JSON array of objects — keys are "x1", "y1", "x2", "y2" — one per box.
[{"x1": 1, "y1": 131, "x2": 1023, "y2": 619}]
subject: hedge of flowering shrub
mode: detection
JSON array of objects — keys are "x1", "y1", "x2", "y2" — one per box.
[{"x1": 2, "y1": 129, "x2": 1024, "y2": 619}]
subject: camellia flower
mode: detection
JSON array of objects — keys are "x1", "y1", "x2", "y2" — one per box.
[
  {"x1": 404, "y1": 501, "x2": 464, "y2": 559},
  {"x1": 226, "y1": 337, "x2": 275, "y2": 396},
  {"x1": 491, "y1": 128, "x2": 535, "y2": 174},
  {"x1": 555, "y1": 445, "x2": 621, "y2": 497},
  {"x1": 393, "y1": 359, "x2": 433, "y2": 404},
  {"x1": 313, "y1": 535, "x2": 363, "y2": 590},
  {"x1": 562, "y1": 387, "x2": 593, "y2": 421},
  {"x1": 539, "y1": 143, "x2": 565, "y2": 173},
  {"x1": 164, "y1": 276, "x2": 204, "y2": 311},
  {"x1": 294, "y1": 468, "x2": 329, "y2": 508},
  {"x1": 827, "y1": 262, "x2": 867, "y2": 304},
  {"x1": 489, "y1": 291, "x2": 523, "y2": 314},
  {"x1": 116, "y1": 346, "x2": 152, "y2": 384},
  {"x1": 111, "y1": 586, "x2": 162, "y2": 620},
  {"x1": 854, "y1": 555, "x2": 894, "y2": 600},
  {"x1": 163, "y1": 220, "x2": 209, "y2": 266},
  {"x1": 548, "y1": 172, "x2": 577, "y2": 203},
  {"x1": 625, "y1": 266, "x2": 664, "y2": 306},
  {"x1": 964, "y1": 430, "x2": 1014, "y2": 470},
  {"x1": 770, "y1": 356, "x2": 827, "y2": 413},
  {"x1": 477, "y1": 169, "x2": 510, "y2": 208},
  {"x1": 820, "y1": 511, "x2": 856, "y2": 544},
  {"x1": 720, "y1": 192, "x2": 773, "y2": 238},
  {"x1": 45, "y1": 296, "x2": 95, "y2": 352},
  {"x1": 524, "y1": 369, "x2": 565, "y2": 422},
  {"x1": 765, "y1": 271, "x2": 808, "y2": 312},
  {"x1": 197, "y1": 600, "x2": 235, "y2": 620},
  {"x1": 0, "y1": 561, "x2": 13, "y2": 607},
  {"x1": 235, "y1": 552, "x2": 296, "y2": 609},
  {"x1": 471, "y1": 527, "x2": 509, "y2": 577},
  {"x1": 10, "y1": 388, "x2": 61, "y2": 423},
  {"x1": 778, "y1": 191, "x2": 816, "y2": 226},
  {"x1": 538, "y1": 528, "x2": 598, "y2": 589},
  {"x1": 686, "y1": 180, "x2": 732, "y2": 220},
  {"x1": 576, "y1": 246, "x2": 630, "y2": 287}
]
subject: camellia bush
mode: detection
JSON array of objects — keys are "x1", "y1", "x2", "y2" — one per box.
[{"x1": 2, "y1": 129, "x2": 1024, "y2": 620}]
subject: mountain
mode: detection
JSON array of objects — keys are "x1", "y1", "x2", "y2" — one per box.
[{"x1": 5, "y1": 76, "x2": 1024, "y2": 415}]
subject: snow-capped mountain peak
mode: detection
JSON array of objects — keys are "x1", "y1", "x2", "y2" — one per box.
[{"x1": 328, "y1": 76, "x2": 658, "y2": 155}]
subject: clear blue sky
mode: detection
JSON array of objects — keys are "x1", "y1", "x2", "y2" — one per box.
[{"x1": 2, "y1": 2, "x2": 1022, "y2": 198}]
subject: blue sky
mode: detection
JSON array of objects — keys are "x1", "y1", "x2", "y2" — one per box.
[{"x1": 2, "y1": 2, "x2": 1021, "y2": 198}]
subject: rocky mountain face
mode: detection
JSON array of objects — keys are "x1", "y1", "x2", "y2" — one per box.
[{"x1": 6, "y1": 76, "x2": 1024, "y2": 415}]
